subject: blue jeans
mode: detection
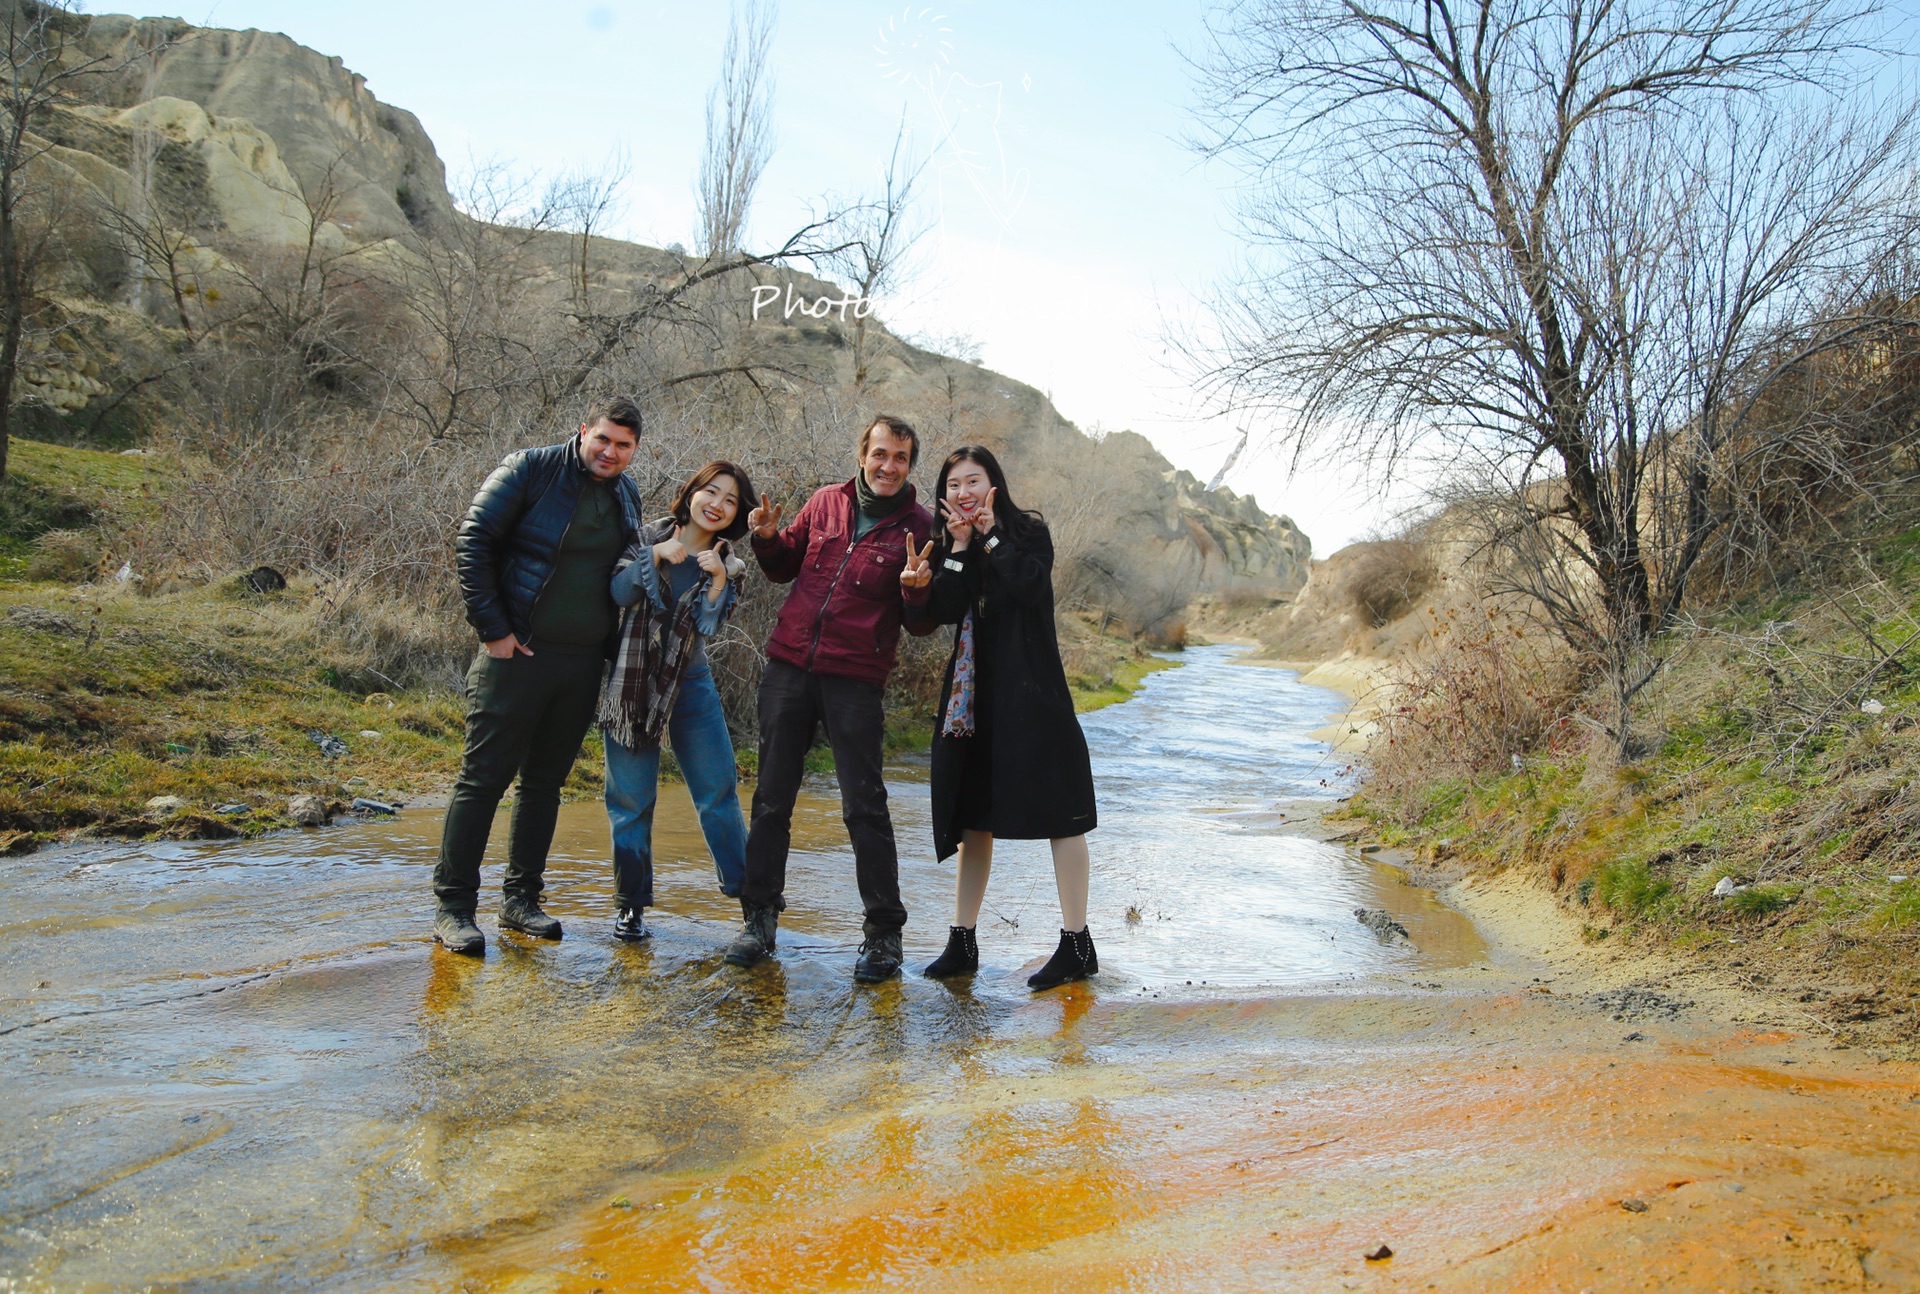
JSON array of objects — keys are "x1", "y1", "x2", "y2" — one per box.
[{"x1": 604, "y1": 665, "x2": 747, "y2": 909}]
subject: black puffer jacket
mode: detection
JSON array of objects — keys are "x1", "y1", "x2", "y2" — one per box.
[{"x1": 456, "y1": 434, "x2": 644, "y2": 647}]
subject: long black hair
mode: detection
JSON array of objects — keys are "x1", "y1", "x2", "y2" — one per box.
[
  {"x1": 670, "y1": 460, "x2": 759, "y2": 543},
  {"x1": 932, "y1": 445, "x2": 1044, "y2": 555}
]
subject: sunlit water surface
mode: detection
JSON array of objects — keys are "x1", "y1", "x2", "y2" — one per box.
[{"x1": 0, "y1": 646, "x2": 1487, "y2": 1288}]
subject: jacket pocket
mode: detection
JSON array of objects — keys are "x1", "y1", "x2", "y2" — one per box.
[{"x1": 848, "y1": 548, "x2": 902, "y2": 600}]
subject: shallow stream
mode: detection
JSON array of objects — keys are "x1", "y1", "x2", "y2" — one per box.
[{"x1": 5, "y1": 646, "x2": 1914, "y2": 1290}]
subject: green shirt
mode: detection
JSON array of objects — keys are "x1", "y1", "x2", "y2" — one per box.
[{"x1": 529, "y1": 480, "x2": 623, "y2": 651}]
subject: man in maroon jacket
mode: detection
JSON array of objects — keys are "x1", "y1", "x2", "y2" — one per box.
[{"x1": 724, "y1": 414, "x2": 937, "y2": 981}]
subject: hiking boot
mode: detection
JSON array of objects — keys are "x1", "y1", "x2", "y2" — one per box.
[
  {"x1": 433, "y1": 909, "x2": 485, "y2": 956},
  {"x1": 1027, "y1": 927, "x2": 1097, "y2": 991},
  {"x1": 853, "y1": 930, "x2": 904, "y2": 984},
  {"x1": 613, "y1": 906, "x2": 650, "y2": 942},
  {"x1": 724, "y1": 904, "x2": 779, "y2": 968},
  {"x1": 922, "y1": 925, "x2": 978, "y2": 979},
  {"x1": 500, "y1": 894, "x2": 562, "y2": 940}
]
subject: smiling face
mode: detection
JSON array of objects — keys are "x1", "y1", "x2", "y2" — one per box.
[
  {"x1": 686, "y1": 473, "x2": 741, "y2": 538},
  {"x1": 578, "y1": 418, "x2": 638, "y2": 480},
  {"x1": 944, "y1": 458, "x2": 992, "y2": 519},
  {"x1": 861, "y1": 425, "x2": 914, "y2": 498}
]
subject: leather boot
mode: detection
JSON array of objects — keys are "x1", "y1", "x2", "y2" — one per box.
[
  {"x1": 724, "y1": 903, "x2": 779, "y2": 967},
  {"x1": 500, "y1": 894, "x2": 563, "y2": 940},
  {"x1": 853, "y1": 930, "x2": 904, "y2": 983},
  {"x1": 1027, "y1": 927, "x2": 1097, "y2": 990},
  {"x1": 922, "y1": 925, "x2": 979, "y2": 979},
  {"x1": 433, "y1": 909, "x2": 485, "y2": 956},
  {"x1": 613, "y1": 906, "x2": 650, "y2": 942}
]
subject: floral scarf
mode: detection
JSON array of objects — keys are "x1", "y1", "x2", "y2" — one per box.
[{"x1": 942, "y1": 612, "x2": 978, "y2": 738}]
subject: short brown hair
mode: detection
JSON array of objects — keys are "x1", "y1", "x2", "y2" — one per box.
[
  {"x1": 583, "y1": 394, "x2": 643, "y2": 435},
  {"x1": 671, "y1": 460, "x2": 759, "y2": 542},
  {"x1": 859, "y1": 413, "x2": 919, "y2": 468}
]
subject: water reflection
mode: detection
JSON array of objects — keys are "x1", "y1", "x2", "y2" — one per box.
[{"x1": 0, "y1": 645, "x2": 1490, "y2": 1289}]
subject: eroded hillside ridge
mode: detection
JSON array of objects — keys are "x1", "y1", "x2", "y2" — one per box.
[
  {"x1": 74, "y1": 13, "x2": 451, "y2": 242},
  {"x1": 28, "y1": 8, "x2": 1309, "y2": 610}
]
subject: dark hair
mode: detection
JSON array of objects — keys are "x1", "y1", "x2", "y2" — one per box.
[
  {"x1": 583, "y1": 395, "x2": 643, "y2": 436},
  {"x1": 933, "y1": 445, "x2": 1043, "y2": 555},
  {"x1": 671, "y1": 460, "x2": 759, "y2": 542},
  {"x1": 859, "y1": 413, "x2": 920, "y2": 469}
]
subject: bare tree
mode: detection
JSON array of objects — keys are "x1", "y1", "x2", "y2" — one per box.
[
  {"x1": 819, "y1": 113, "x2": 929, "y2": 389},
  {"x1": 1191, "y1": 0, "x2": 1919, "y2": 751},
  {"x1": 546, "y1": 148, "x2": 628, "y2": 311},
  {"x1": 696, "y1": 0, "x2": 775, "y2": 259}
]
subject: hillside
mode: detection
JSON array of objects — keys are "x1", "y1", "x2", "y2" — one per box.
[
  {"x1": 8, "y1": 6, "x2": 1310, "y2": 623},
  {"x1": 1211, "y1": 507, "x2": 1920, "y2": 1055}
]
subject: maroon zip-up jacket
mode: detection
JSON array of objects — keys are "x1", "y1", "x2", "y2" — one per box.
[{"x1": 751, "y1": 478, "x2": 936, "y2": 687}]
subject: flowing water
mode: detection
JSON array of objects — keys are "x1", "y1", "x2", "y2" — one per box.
[{"x1": 4, "y1": 647, "x2": 1916, "y2": 1291}]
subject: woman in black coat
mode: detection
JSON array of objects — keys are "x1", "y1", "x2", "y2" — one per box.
[{"x1": 912, "y1": 445, "x2": 1099, "y2": 990}]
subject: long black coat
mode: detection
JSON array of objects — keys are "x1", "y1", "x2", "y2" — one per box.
[{"x1": 927, "y1": 522, "x2": 1097, "y2": 860}]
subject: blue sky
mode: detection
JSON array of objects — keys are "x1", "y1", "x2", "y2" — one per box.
[{"x1": 112, "y1": 0, "x2": 1422, "y2": 552}]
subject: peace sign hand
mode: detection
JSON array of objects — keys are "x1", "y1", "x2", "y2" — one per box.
[
  {"x1": 748, "y1": 500, "x2": 784, "y2": 539},
  {"x1": 900, "y1": 537, "x2": 934, "y2": 590},
  {"x1": 973, "y1": 487, "x2": 998, "y2": 537},
  {"x1": 938, "y1": 498, "x2": 974, "y2": 549}
]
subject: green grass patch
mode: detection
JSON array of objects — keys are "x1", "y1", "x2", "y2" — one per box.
[
  {"x1": 1872, "y1": 883, "x2": 1920, "y2": 931},
  {"x1": 1071, "y1": 650, "x2": 1179, "y2": 713},
  {"x1": 1726, "y1": 883, "x2": 1799, "y2": 917},
  {"x1": 1593, "y1": 858, "x2": 1673, "y2": 916}
]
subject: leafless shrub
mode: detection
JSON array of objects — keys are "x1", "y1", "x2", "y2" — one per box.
[
  {"x1": 1346, "y1": 540, "x2": 1435, "y2": 628},
  {"x1": 25, "y1": 526, "x2": 100, "y2": 581},
  {"x1": 1368, "y1": 600, "x2": 1579, "y2": 811}
]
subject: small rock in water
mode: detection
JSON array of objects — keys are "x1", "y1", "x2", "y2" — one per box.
[
  {"x1": 1360, "y1": 843, "x2": 1382, "y2": 854},
  {"x1": 1624, "y1": 1031, "x2": 1647, "y2": 1041},
  {"x1": 1364, "y1": 1244, "x2": 1393, "y2": 1261},
  {"x1": 144, "y1": 795, "x2": 188, "y2": 814},
  {"x1": 1354, "y1": 908, "x2": 1412, "y2": 944},
  {"x1": 351, "y1": 797, "x2": 398, "y2": 815},
  {"x1": 309, "y1": 731, "x2": 349, "y2": 758},
  {"x1": 287, "y1": 794, "x2": 329, "y2": 827},
  {"x1": 1621, "y1": 1198, "x2": 1649, "y2": 1213}
]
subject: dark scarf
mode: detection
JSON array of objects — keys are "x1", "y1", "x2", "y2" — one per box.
[{"x1": 854, "y1": 471, "x2": 911, "y2": 521}]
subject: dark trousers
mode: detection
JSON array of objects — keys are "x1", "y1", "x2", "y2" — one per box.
[
  {"x1": 742, "y1": 659, "x2": 906, "y2": 937},
  {"x1": 432, "y1": 647, "x2": 605, "y2": 913}
]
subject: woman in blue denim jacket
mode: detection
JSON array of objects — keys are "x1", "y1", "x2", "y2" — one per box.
[{"x1": 601, "y1": 461, "x2": 757, "y2": 942}]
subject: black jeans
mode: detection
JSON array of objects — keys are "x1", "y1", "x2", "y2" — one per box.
[
  {"x1": 432, "y1": 646, "x2": 605, "y2": 913},
  {"x1": 742, "y1": 659, "x2": 906, "y2": 937}
]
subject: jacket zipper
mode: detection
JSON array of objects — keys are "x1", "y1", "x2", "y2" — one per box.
[{"x1": 804, "y1": 502, "x2": 898, "y2": 671}]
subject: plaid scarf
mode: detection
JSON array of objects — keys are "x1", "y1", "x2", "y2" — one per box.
[{"x1": 599, "y1": 527, "x2": 736, "y2": 751}]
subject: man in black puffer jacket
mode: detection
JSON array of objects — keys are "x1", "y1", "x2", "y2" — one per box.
[{"x1": 431, "y1": 396, "x2": 645, "y2": 956}]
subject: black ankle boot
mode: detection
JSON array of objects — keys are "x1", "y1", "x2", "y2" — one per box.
[
  {"x1": 1027, "y1": 927, "x2": 1096, "y2": 991},
  {"x1": 922, "y1": 925, "x2": 979, "y2": 979}
]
